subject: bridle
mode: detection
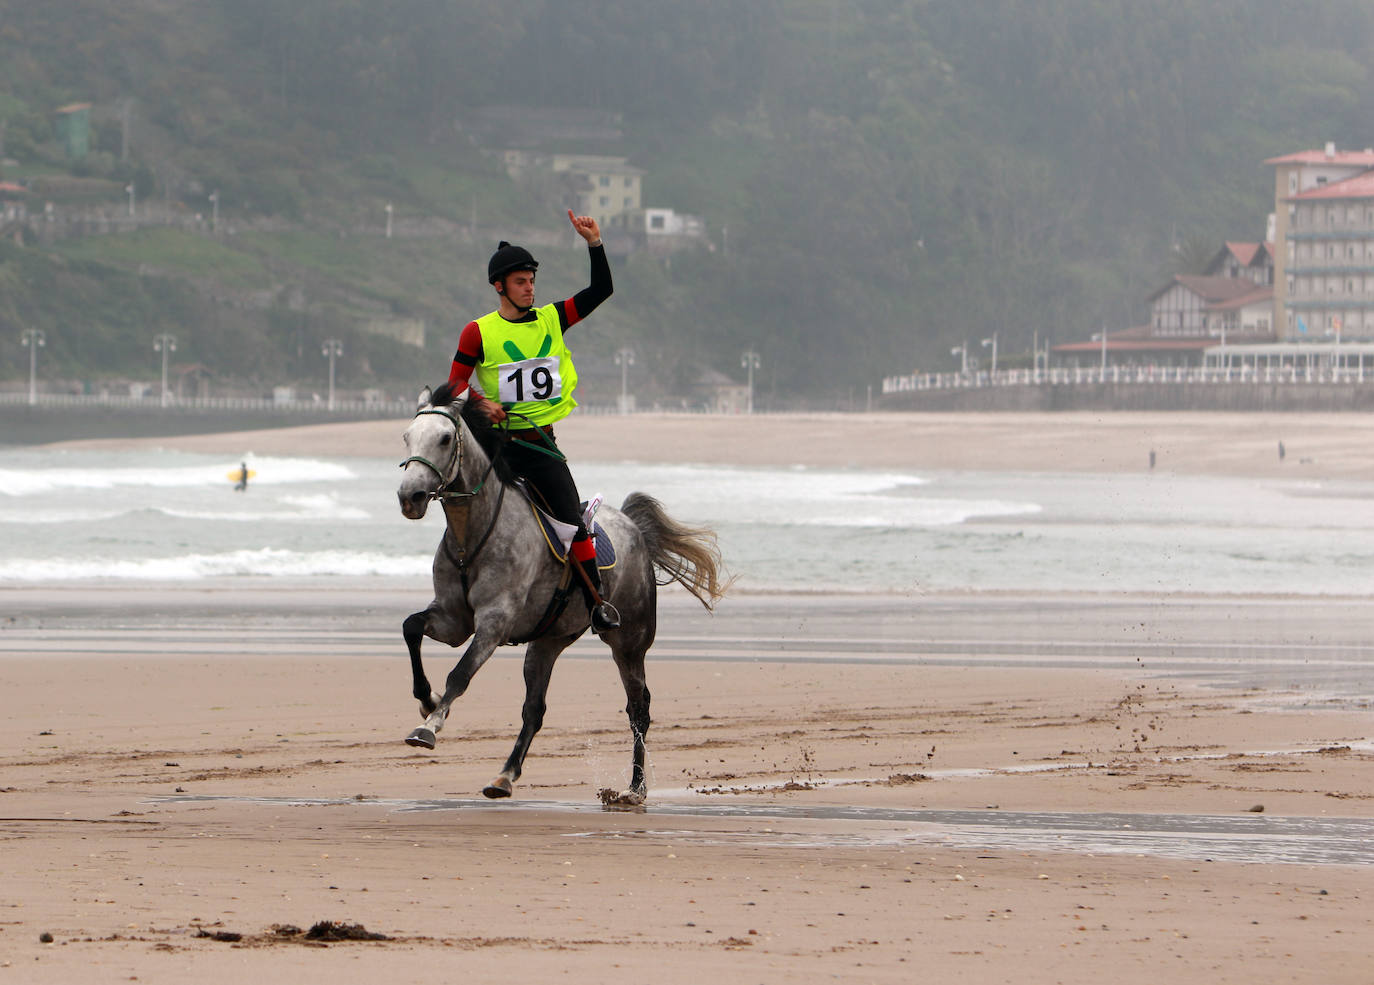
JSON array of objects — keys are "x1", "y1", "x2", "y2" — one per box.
[
  {"x1": 400, "y1": 406, "x2": 466, "y2": 492},
  {"x1": 399, "y1": 403, "x2": 506, "y2": 587}
]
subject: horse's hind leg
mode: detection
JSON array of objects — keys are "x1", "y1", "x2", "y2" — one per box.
[
  {"x1": 483, "y1": 636, "x2": 569, "y2": 798},
  {"x1": 611, "y1": 639, "x2": 653, "y2": 803}
]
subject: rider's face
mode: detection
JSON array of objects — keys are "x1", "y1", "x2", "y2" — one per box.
[{"x1": 500, "y1": 271, "x2": 536, "y2": 308}]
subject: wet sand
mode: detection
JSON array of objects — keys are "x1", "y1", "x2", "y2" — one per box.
[
  {"x1": 3, "y1": 583, "x2": 1374, "y2": 982},
  {"x1": 6, "y1": 413, "x2": 1374, "y2": 981}
]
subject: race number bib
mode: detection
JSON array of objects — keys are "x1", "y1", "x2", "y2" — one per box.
[{"x1": 498, "y1": 356, "x2": 562, "y2": 404}]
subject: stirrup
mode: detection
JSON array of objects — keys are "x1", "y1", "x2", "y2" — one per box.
[{"x1": 591, "y1": 600, "x2": 621, "y2": 634}]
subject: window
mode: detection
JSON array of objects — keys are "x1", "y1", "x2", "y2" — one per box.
[
  {"x1": 1289, "y1": 173, "x2": 1299, "y2": 193},
  {"x1": 649, "y1": 214, "x2": 665, "y2": 230},
  {"x1": 624, "y1": 177, "x2": 633, "y2": 187},
  {"x1": 599, "y1": 176, "x2": 610, "y2": 187},
  {"x1": 598, "y1": 196, "x2": 609, "y2": 207}
]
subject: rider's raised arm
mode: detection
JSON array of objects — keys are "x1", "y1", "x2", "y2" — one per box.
[{"x1": 557, "y1": 242, "x2": 612, "y2": 332}]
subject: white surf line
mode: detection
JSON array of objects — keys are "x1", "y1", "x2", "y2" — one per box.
[
  {"x1": 591, "y1": 645, "x2": 1374, "y2": 669},
  {"x1": 653, "y1": 742, "x2": 1374, "y2": 799},
  {"x1": 650, "y1": 634, "x2": 1374, "y2": 655}
]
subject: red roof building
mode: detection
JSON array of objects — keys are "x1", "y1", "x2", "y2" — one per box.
[{"x1": 1270, "y1": 142, "x2": 1374, "y2": 339}]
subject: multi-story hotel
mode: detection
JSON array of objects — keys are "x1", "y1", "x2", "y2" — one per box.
[{"x1": 1268, "y1": 143, "x2": 1374, "y2": 341}]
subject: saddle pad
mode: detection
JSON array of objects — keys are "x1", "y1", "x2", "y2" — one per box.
[{"x1": 530, "y1": 502, "x2": 617, "y2": 570}]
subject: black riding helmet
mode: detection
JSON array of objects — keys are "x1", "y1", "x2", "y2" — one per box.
[{"x1": 488, "y1": 241, "x2": 539, "y2": 283}]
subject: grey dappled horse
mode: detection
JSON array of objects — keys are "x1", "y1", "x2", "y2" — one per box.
[{"x1": 397, "y1": 384, "x2": 727, "y2": 803}]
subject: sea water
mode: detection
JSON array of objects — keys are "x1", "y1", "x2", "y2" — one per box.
[{"x1": 3, "y1": 446, "x2": 1374, "y2": 596}]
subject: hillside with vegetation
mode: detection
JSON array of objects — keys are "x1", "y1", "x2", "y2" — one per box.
[{"x1": 1, "y1": 0, "x2": 1372, "y2": 407}]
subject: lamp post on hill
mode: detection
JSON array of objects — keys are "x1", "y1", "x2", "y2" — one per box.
[
  {"x1": 385, "y1": 203, "x2": 393, "y2": 239},
  {"x1": 950, "y1": 342, "x2": 968, "y2": 376},
  {"x1": 741, "y1": 349, "x2": 761, "y2": 414},
  {"x1": 153, "y1": 333, "x2": 177, "y2": 407},
  {"x1": 21, "y1": 328, "x2": 44, "y2": 405},
  {"x1": 614, "y1": 346, "x2": 634, "y2": 414},
  {"x1": 322, "y1": 338, "x2": 344, "y2": 410},
  {"x1": 125, "y1": 183, "x2": 135, "y2": 217},
  {"x1": 209, "y1": 190, "x2": 219, "y2": 233}
]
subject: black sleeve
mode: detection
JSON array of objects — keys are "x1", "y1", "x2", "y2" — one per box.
[{"x1": 557, "y1": 244, "x2": 613, "y2": 331}]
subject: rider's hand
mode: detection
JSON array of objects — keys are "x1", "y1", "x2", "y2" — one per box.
[
  {"x1": 568, "y1": 209, "x2": 602, "y2": 244},
  {"x1": 481, "y1": 398, "x2": 507, "y2": 424}
]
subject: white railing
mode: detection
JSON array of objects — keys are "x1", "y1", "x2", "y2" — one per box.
[{"x1": 881, "y1": 364, "x2": 1374, "y2": 394}]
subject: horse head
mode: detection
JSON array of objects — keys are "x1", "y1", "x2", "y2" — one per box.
[{"x1": 398, "y1": 383, "x2": 470, "y2": 519}]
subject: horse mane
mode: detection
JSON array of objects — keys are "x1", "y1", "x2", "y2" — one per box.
[{"x1": 429, "y1": 382, "x2": 517, "y2": 486}]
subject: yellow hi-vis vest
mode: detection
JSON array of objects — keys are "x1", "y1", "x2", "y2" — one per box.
[{"x1": 472, "y1": 306, "x2": 579, "y2": 427}]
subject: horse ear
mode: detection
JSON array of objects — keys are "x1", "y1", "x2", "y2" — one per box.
[{"x1": 417, "y1": 386, "x2": 432, "y2": 409}]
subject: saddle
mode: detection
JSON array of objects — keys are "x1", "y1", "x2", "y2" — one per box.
[
  {"x1": 516, "y1": 481, "x2": 617, "y2": 571},
  {"x1": 504, "y1": 482, "x2": 616, "y2": 645}
]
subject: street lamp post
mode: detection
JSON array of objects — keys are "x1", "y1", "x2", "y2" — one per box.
[
  {"x1": 741, "y1": 349, "x2": 761, "y2": 414},
  {"x1": 209, "y1": 190, "x2": 219, "y2": 233},
  {"x1": 950, "y1": 343, "x2": 968, "y2": 376},
  {"x1": 21, "y1": 328, "x2": 45, "y2": 405},
  {"x1": 980, "y1": 333, "x2": 998, "y2": 376},
  {"x1": 614, "y1": 346, "x2": 635, "y2": 414},
  {"x1": 322, "y1": 338, "x2": 344, "y2": 410},
  {"x1": 153, "y1": 333, "x2": 177, "y2": 407},
  {"x1": 385, "y1": 203, "x2": 393, "y2": 239},
  {"x1": 125, "y1": 183, "x2": 135, "y2": 217},
  {"x1": 1092, "y1": 328, "x2": 1108, "y2": 375}
]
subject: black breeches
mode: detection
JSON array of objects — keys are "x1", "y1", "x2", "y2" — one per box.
[{"x1": 504, "y1": 439, "x2": 588, "y2": 538}]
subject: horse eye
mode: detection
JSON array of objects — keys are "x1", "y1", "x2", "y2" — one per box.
[{"x1": 438, "y1": 433, "x2": 451, "y2": 446}]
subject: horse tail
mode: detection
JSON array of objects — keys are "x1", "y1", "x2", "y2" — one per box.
[{"x1": 621, "y1": 492, "x2": 731, "y2": 611}]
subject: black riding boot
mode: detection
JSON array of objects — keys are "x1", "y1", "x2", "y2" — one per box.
[{"x1": 579, "y1": 556, "x2": 620, "y2": 633}]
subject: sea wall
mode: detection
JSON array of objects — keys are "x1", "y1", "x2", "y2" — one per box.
[{"x1": 880, "y1": 382, "x2": 1374, "y2": 413}]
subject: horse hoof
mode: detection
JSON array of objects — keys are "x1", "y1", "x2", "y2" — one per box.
[
  {"x1": 404, "y1": 727, "x2": 436, "y2": 749},
  {"x1": 482, "y1": 777, "x2": 513, "y2": 799},
  {"x1": 599, "y1": 787, "x2": 646, "y2": 807}
]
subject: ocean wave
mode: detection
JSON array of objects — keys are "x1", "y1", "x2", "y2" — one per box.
[
  {"x1": 0, "y1": 548, "x2": 429, "y2": 582},
  {"x1": 156, "y1": 493, "x2": 371, "y2": 522},
  {"x1": 715, "y1": 498, "x2": 1041, "y2": 528},
  {"x1": 0, "y1": 508, "x2": 124, "y2": 524},
  {"x1": 0, "y1": 457, "x2": 359, "y2": 497}
]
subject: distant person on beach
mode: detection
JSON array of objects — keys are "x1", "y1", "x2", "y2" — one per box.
[
  {"x1": 444, "y1": 209, "x2": 619, "y2": 632},
  {"x1": 234, "y1": 462, "x2": 249, "y2": 492},
  {"x1": 1278, "y1": 441, "x2": 1286, "y2": 462}
]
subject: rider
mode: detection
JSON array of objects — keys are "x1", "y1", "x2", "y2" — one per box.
[{"x1": 447, "y1": 209, "x2": 619, "y2": 633}]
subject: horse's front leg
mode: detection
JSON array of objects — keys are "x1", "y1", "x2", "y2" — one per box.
[
  {"x1": 403, "y1": 623, "x2": 501, "y2": 750},
  {"x1": 403, "y1": 609, "x2": 439, "y2": 716},
  {"x1": 483, "y1": 635, "x2": 571, "y2": 798}
]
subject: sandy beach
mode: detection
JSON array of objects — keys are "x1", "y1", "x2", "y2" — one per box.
[
  {"x1": 45, "y1": 408, "x2": 1374, "y2": 477},
  {"x1": 6, "y1": 412, "x2": 1374, "y2": 982}
]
